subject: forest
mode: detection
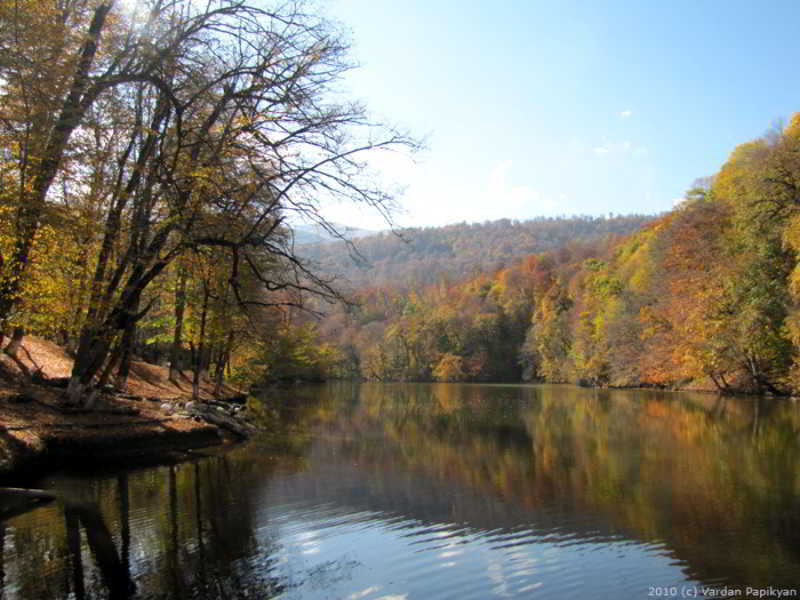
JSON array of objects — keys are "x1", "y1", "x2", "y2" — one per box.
[
  {"x1": 300, "y1": 214, "x2": 652, "y2": 288},
  {"x1": 310, "y1": 117, "x2": 800, "y2": 395},
  {"x1": 0, "y1": 0, "x2": 414, "y2": 405},
  {"x1": 5, "y1": 1, "x2": 800, "y2": 401}
]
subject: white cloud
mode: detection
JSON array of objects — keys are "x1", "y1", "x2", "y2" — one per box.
[
  {"x1": 320, "y1": 154, "x2": 565, "y2": 229},
  {"x1": 620, "y1": 109, "x2": 633, "y2": 118},
  {"x1": 315, "y1": 148, "x2": 421, "y2": 230}
]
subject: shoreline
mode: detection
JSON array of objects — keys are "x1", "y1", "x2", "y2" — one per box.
[
  {"x1": 0, "y1": 413, "x2": 224, "y2": 482},
  {"x1": 0, "y1": 335, "x2": 255, "y2": 482},
  {"x1": 0, "y1": 383, "x2": 240, "y2": 482}
]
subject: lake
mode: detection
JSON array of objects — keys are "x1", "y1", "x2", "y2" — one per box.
[{"x1": 3, "y1": 383, "x2": 800, "y2": 599}]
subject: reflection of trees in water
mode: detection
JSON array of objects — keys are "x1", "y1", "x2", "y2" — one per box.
[
  {"x1": 307, "y1": 383, "x2": 800, "y2": 590},
  {"x1": 63, "y1": 500, "x2": 135, "y2": 599},
  {"x1": 0, "y1": 522, "x2": 4, "y2": 597},
  {"x1": 1, "y1": 448, "x2": 299, "y2": 599},
  {"x1": 142, "y1": 454, "x2": 289, "y2": 599},
  {"x1": 64, "y1": 507, "x2": 85, "y2": 600},
  {"x1": 0, "y1": 393, "x2": 339, "y2": 599},
  {"x1": 1, "y1": 384, "x2": 798, "y2": 597},
  {"x1": 117, "y1": 474, "x2": 130, "y2": 584}
]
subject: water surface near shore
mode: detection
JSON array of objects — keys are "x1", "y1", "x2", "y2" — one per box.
[{"x1": 3, "y1": 383, "x2": 800, "y2": 599}]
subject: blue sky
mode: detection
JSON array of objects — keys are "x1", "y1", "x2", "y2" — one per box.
[{"x1": 321, "y1": 0, "x2": 800, "y2": 229}]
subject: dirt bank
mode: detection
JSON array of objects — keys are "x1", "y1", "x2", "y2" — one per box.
[{"x1": 0, "y1": 335, "x2": 249, "y2": 480}]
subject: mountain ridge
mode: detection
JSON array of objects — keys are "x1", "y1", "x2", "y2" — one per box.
[{"x1": 301, "y1": 214, "x2": 656, "y2": 288}]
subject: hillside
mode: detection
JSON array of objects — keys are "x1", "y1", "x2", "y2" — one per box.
[
  {"x1": 301, "y1": 215, "x2": 654, "y2": 288},
  {"x1": 0, "y1": 335, "x2": 239, "y2": 402},
  {"x1": 310, "y1": 116, "x2": 800, "y2": 395}
]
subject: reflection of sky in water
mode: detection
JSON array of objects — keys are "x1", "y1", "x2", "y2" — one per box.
[
  {"x1": 251, "y1": 499, "x2": 705, "y2": 600},
  {"x1": 2, "y1": 383, "x2": 798, "y2": 599}
]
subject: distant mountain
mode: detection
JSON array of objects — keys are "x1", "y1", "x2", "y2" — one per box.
[
  {"x1": 301, "y1": 215, "x2": 655, "y2": 288},
  {"x1": 291, "y1": 223, "x2": 378, "y2": 245}
]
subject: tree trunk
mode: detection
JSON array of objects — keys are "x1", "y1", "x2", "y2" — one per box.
[
  {"x1": 192, "y1": 284, "x2": 210, "y2": 401},
  {"x1": 86, "y1": 93, "x2": 169, "y2": 327},
  {"x1": 213, "y1": 331, "x2": 234, "y2": 397},
  {"x1": 746, "y1": 353, "x2": 761, "y2": 393},
  {"x1": 0, "y1": 4, "x2": 112, "y2": 327},
  {"x1": 186, "y1": 403, "x2": 253, "y2": 438},
  {"x1": 3, "y1": 327, "x2": 24, "y2": 358},
  {"x1": 97, "y1": 337, "x2": 124, "y2": 392},
  {"x1": 68, "y1": 325, "x2": 117, "y2": 407},
  {"x1": 68, "y1": 242, "x2": 172, "y2": 407},
  {"x1": 116, "y1": 296, "x2": 140, "y2": 388},
  {"x1": 2, "y1": 327, "x2": 30, "y2": 378},
  {"x1": 169, "y1": 264, "x2": 188, "y2": 382}
]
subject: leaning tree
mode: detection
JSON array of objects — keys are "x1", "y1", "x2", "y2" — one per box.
[{"x1": 1, "y1": 0, "x2": 416, "y2": 406}]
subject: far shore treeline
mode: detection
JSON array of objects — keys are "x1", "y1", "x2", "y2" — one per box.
[{"x1": 313, "y1": 116, "x2": 800, "y2": 396}]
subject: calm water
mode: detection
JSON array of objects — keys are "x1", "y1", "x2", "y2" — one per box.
[{"x1": 2, "y1": 383, "x2": 800, "y2": 599}]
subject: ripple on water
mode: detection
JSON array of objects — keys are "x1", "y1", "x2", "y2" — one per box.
[
  {"x1": 9, "y1": 384, "x2": 780, "y2": 599},
  {"x1": 254, "y1": 502, "x2": 708, "y2": 600}
]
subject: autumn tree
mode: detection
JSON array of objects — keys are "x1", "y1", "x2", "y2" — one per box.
[{"x1": 0, "y1": 0, "x2": 415, "y2": 405}]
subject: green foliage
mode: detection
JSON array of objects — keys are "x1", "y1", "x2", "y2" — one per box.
[{"x1": 236, "y1": 324, "x2": 343, "y2": 386}]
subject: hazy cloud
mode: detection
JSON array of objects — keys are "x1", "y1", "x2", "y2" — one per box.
[
  {"x1": 485, "y1": 160, "x2": 558, "y2": 216},
  {"x1": 620, "y1": 109, "x2": 633, "y2": 118},
  {"x1": 593, "y1": 140, "x2": 634, "y2": 156},
  {"x1": 319, "y1": 156, "x2": 561, "y2": 229}
]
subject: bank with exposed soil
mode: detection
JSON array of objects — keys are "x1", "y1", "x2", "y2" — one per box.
[{"x1": 0, "y1": 335, "x2": 255, "y2": 480}]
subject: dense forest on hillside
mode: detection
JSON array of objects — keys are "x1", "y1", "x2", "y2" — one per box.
[
  {"x1": 301, "y1": 215, "x2": 652, "y2": 288},
  {"x1": 305, "y1": 116, "x2": 800, "y2": 395}
]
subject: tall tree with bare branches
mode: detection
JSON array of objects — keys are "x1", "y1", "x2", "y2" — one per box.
[{"x1": 1, "y1": 0, "x2": 417, "y2": 405}]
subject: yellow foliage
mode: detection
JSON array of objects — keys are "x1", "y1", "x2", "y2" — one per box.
[
  {"x1": 784, "y1": 112, "x2": 800, "y2": 139},
  {"x1": 433, "y1": 353, "x2": 467, "y2": 382}
]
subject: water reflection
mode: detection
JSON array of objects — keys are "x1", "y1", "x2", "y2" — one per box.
[
  {"x1": 0, "y1": 383, "x2": 796, "y2": 599},
  {"x1": 63, "y1": 499, "x2": 135, "y2": 599}
]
